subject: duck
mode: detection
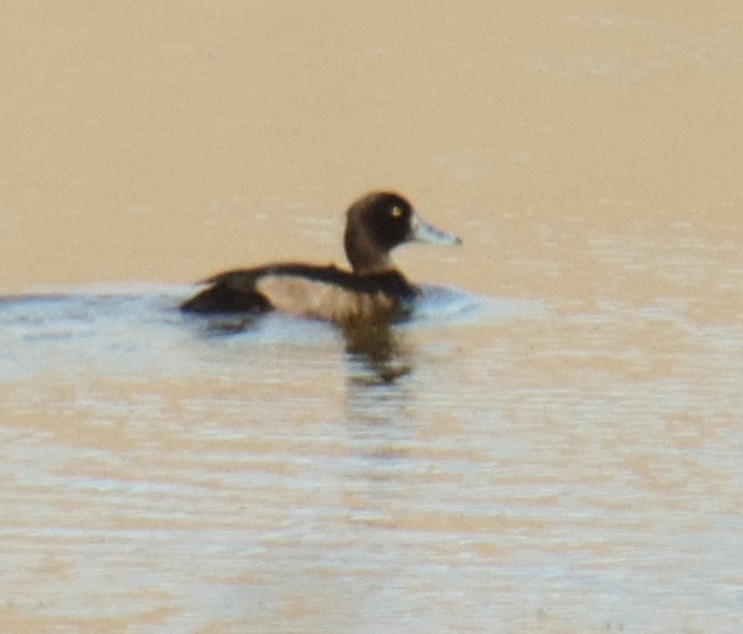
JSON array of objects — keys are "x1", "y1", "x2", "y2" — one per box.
[{"x1": 180, "y1": 190, "x2": 461, "y2": 324}]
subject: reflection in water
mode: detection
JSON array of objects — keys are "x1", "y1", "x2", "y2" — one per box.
[
  {"x1": 342, "y1": 322, "x2": 413, "y2": 386},
  {"x1": 342, "y1": 321, "x2": 414, "y2": 458},
  {"x1": 196, "y1": 313, "x2": 262, "y2": 336},
  {"x1": 340, "y1": 322, "x2": 418, "y2": 549}
]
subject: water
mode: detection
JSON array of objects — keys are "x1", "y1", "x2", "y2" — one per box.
[{"x1": 1, "y1": 276, "x2": 741, "y2": 633}]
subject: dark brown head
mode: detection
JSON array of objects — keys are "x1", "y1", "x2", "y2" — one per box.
[{"x1": 343, "y1": 191, "x2": 461, "y2": 274}]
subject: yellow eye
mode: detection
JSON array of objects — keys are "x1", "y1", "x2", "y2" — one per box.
[{"x1": 391, "y1": 206, "x2": 403, "y2": 219}]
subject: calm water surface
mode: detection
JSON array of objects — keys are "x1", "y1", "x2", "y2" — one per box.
[{"x1": 2, "y1": 234, "x2": 742, "y2": 633}]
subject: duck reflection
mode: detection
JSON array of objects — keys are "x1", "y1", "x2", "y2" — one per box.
[
  {"x1": 342, "y1": 322, "x2": 412, "y2": 386},
  {"x1": 341, "y1": 322, "x2": 415, "y2": 460},
  {"x1": 341, "y1": 322, "x2": 417, "y2": 529}
]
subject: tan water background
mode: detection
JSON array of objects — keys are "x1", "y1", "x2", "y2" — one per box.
[{"x1": 1, "y1": 2, "x2": 742, "y2": 632}]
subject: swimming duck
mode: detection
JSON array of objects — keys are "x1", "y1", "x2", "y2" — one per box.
[{"x1": 180, "y1": 191, "x2": 461, "y2": 323}]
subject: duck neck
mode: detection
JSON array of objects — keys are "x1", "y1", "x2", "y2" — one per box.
[{"x1": 345, "y1": 227, "x2": 393, "y2": 274}]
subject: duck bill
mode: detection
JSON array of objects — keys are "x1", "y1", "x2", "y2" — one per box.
[{"x1": 410, "y1": 212, "x2": 462, "y2": 246}]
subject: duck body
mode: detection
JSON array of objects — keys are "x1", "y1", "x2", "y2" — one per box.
[
  {"x1": 181, "y1": 263, "x2": 417, "y2": 323},
  {"x1": 181, "y1": 191, "x2": 460, "y2": 324}
]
